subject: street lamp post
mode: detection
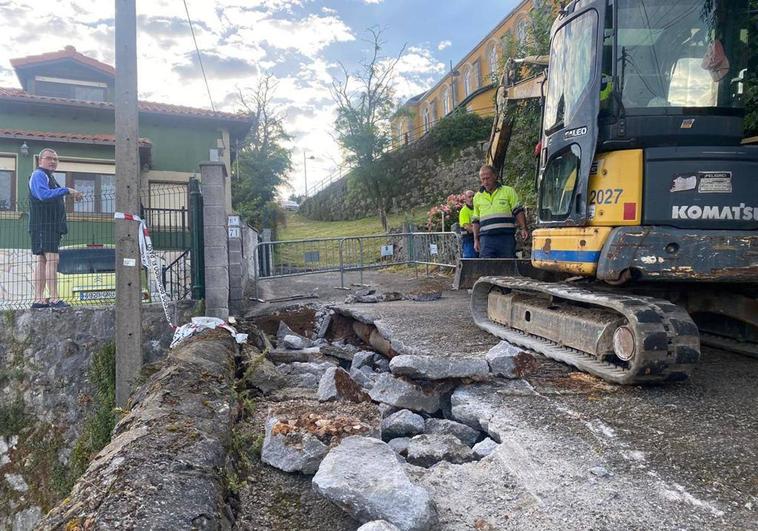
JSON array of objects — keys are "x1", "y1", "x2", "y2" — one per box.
[{"x1": 303, "y1": 151, "x2": 315, "y2": 197}]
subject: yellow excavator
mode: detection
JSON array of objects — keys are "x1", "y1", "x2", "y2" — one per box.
[{"x1": 470, "y1": 0, "x2": 757, "y2": 384}]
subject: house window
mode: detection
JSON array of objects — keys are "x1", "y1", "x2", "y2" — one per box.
[
  {"x1": 442, "y1": 87, "x2": 451, "y2": 115},
  {"x1": 463, "y1": 65, "x2": 472, "y2": 96},
  {"x1": 422, "y1": 107, "x2": 431, "y2": 133},
  {"x1": 472, "y1": 60, "x2": 481, "y2": 90},
  {"x1": 487, "y1": 43, "x2": 499, "y2": 77},
  {"x1": 0, "y1": 156, "x2": 16, "y2": 211},
  {"x1": 34, "y1": 76, "x2": 107, "y2": 102},
  {"x1": 517, "y1": 18, "x2": 529, "y2": 44},
  {"x1": 43, "y1": 159, "x2": 115, "y2": 214}
]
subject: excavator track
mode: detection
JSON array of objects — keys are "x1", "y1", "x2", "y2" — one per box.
[{"x1": 471, "y1": 276, "x2": 701, "y2": 385}]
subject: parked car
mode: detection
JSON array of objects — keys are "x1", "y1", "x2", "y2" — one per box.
[
  {"x1": 281, "y1": 200, "x2": 299, "y2": 211},
  {"x1": 57, "y1": 244, "x2": 149, "y2": 304}
]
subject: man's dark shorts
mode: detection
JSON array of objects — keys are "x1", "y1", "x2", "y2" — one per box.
[{"x1": 30, "y1": 229, "x2": 62, "y2": 255}]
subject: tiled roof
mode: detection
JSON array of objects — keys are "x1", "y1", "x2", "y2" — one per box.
[
  {"x1": 10, "y1": 46, "x2": 116, "y2": 76},
  {"x1": 0, "y1": 128, "x2": 152, "y2": 147},
  {"x1": 0, "y1": 86, "x2": 251, "y2": 123}
]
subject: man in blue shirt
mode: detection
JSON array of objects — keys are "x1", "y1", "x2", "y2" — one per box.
[{"x1": 28, "y1": 148, "x2": 82, "y2": 308}]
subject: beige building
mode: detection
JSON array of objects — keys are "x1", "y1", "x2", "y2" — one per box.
[{"x1": 391, "y1": 0, "x2": 535, "y2": 146}]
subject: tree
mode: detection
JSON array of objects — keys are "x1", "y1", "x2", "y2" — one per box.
[
  {"x1": 331, "y1": 27, "x2": 405, "y2": 231},
  {"x1": 745, "y1": 0, "x2": 758, "y2": 136},
  {"x1": 232, "y1": 74, "x2": 292, "y2": 229}
]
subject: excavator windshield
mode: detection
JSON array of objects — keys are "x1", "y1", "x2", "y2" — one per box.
[{"x1": 616, "y1": 0, "x2": 752, "y2": 111}]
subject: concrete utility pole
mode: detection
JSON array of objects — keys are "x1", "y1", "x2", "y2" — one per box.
[{"x1": 114, "y1": 0, "x2": 142, "y2": 407}]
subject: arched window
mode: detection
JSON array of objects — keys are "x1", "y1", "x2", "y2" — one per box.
[
  {"x1": 487, "y1": 42, "x2": 499, "y2": 77},
  {"x1": 516, "y1": 18, "x2": 529, "y2": 44},
  {"x1": 442, "y1": 87, "x2": 451, "y2": 115},
  {"x1": 422, "y1": 107, "x2": 431, "y2": 133},
  {"x1": 463, "y1": 65, "x2": 472, "y2": 96}
]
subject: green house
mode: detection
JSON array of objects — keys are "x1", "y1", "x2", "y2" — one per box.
[{"x1": 0, "y1": 46, "x2": 253, "y2": 304}]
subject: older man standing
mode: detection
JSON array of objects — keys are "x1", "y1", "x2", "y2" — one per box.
[
  {"x1": 458, "y1": 190, "x2": 478, "y2": 258},
  {"x1": 28, "y1": 148, "x2": 82, "y2": 308},
  {"x1": 472, "y1": 165, "x2": 528, "y2": 258}
]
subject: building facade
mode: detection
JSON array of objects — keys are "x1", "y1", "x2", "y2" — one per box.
[
  {"x1": 391, "y1": 0, "x2": 534, "y2": 146},
  {"x1": 0, "y1": 46, "x2": 253, "y2": 305},
  {"x1": 0, "y1": 46, "x2": 252, "y2": 216}
]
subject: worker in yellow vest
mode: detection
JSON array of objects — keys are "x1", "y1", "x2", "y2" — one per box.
[
  {"x1": 458, "y1": 190, "x2": 478, "y2": 258},
  {"x1": 472, "y1": 165, "x2": 528, "y2": 258}
]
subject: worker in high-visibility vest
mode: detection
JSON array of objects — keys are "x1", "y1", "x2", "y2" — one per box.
[
  {"x1": 458, "y1": 190, "x2": 478, "y2": 258},
  {"x1": 472, "y1": 165, "x2": 528, "y2": 258}
]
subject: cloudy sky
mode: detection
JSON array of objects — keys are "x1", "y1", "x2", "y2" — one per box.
[{"x1": 0, "y1": 0, "x2": 520, "y2": 196}]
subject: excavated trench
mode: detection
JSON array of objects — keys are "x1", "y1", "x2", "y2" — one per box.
[{"x1": 227, "y1": 303, "x2": 500, "y2": 530}]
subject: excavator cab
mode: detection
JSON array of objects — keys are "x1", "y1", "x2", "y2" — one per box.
[{"x1": 469, "y1": 0, "x2": 758, "y2": 384}]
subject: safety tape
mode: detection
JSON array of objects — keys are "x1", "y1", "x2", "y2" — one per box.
[{"x1": 114, "y1": 211, "x2": 176, "y2": 329}]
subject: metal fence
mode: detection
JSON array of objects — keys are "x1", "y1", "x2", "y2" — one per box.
[
  {"x1": 0, "y1": 182, "x2": 200, "y2": 309},
  {"x1": 253, "y1": 231, "x2": 460, "y2": 297}
]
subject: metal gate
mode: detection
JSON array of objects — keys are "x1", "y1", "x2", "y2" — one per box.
[{"x1": 253, "y1": 231, "x2": 460, "y2": 297}]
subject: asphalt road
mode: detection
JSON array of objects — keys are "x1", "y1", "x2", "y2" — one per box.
[{"x1": 248, "y1": 270, "x2": 757, "y2": 530}]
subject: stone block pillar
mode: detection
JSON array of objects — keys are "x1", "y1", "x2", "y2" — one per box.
[
  {"x1": 200, "y1": 161, "x2": 229, "y2": 320},
  {"x1": 227, "y1": 215, "x2": 243, "y2": 314}
]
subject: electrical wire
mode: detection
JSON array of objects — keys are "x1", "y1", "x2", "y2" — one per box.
[{"x1": 182, "y1": 0, "x2": 216, "y2": 112}]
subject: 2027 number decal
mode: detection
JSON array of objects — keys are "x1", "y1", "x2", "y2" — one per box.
[{"x1": 589, "y1": 188, "x2": 623, "y2": 205}]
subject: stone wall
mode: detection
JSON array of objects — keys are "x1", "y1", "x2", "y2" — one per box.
[
  {"x1": 0, "y1": 301, "x2": 197, "y2": 531},
  {"x1": 300, "y1": 145, "x2": 485, "y2": 222}
]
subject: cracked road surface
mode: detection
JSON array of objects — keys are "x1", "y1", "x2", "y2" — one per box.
[{"x1": 251, "y1": 271, "x2": 757, "y2": 530}]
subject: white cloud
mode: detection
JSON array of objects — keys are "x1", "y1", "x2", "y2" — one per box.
[
  {"x1": 389, "y1": 46, "x2": 446, "y2": 101},
  {"x1": 0, "y1": 0, "x2": 455, "y2": 196},
  {"x1": 437, "y1": 40, "x2": 452, "y2": 51}
]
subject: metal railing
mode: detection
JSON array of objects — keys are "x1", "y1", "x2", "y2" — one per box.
[{"x1": 253, "y1": 231, "x2": 460, "y2": 298}]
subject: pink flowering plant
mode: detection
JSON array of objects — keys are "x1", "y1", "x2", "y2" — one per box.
[{"x1": 426, "y1": 193, "x2": 467, "y2": 231}]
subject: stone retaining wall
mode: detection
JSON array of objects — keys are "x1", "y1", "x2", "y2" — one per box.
[
  {"x1": 300, "y1": 146, "x2": 484, "y2": 222},
  {"x1": 0, "y1": 301, "x2": 197, "y2": 530},
  {"x1": 39, "y1": 329, "x2": 238, "y2": 530}
]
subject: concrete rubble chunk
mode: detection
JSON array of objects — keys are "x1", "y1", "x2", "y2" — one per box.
[
  {"x1": 312, "y1": 436, "x2": 438, "y2": 530},
  {"x1": 449, "y1": 385, "x2": 496, "y2": 431},
  {"x1": 351, "y1": 366, "x2": 380, "y2": 390},
  {"x1": 282, "y1": 334, "x2": 313, "y2": 350},
  {"x1": 261, "y1": 404, "x2": 379, "y2": 475},
  {"x1": 389, "y1": 355, "x2": 490, "y2": 381},
  {"x1": 407, "y1": 291, "x2": 442, "y2": 302},
  {"x1": 424, "y1": 418, "x2": 480, "y2": 447},
  {"x1": 276, "y1": 321, "x2": 301, "y2": 342},
  {"x1": 406, "y1": 434, "x2": 476, "y2": 468},
  {"x1": 374, "y1": 355, "x2": 391, "y2": 373},
  {"x1": 485, "y1": 341, "x2": 539, "y2": 379},
  {"x1": 316, "y1": 312, "x2": 333, "y2": 338},
  {"x1": 322, "y1": 343, "x2": 359, "y2": 361},
  {"x1": 379, "y1": 403, "x2": 400, "y2": 418},
  {"x1": 472, "y1": 438, "x2": 499, "y2": 459},
  {"x1": 368, "y1": 373, "x2": 449, "y2": 414},
  {"x1": 352, "y1": 350, "x2": 379, "y2": 371},
  {"x1": 261, "y1": 417, "x2": 329, "y2": 475},
  {"x1": 278, "y1": 362, "x2": 335, "y2": 389},
  {"x1": 381, "y1": 409, "x2": 425, "y2": 441},
  {"x1": 388, "y1": 437, "x2": 411, "y2": 457},
  {"x1": 318, "y1": 367, "x2": 371, "y2": 403},
  {"x1": 243, "y1": 354, "x2": 286, "y2": 395},
  {"x1": 358, "y1": 521, "x2": 401, "y2": 531},
  {"x1": 267, "y1": 347, "x2": 322, "y2": 364}
]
